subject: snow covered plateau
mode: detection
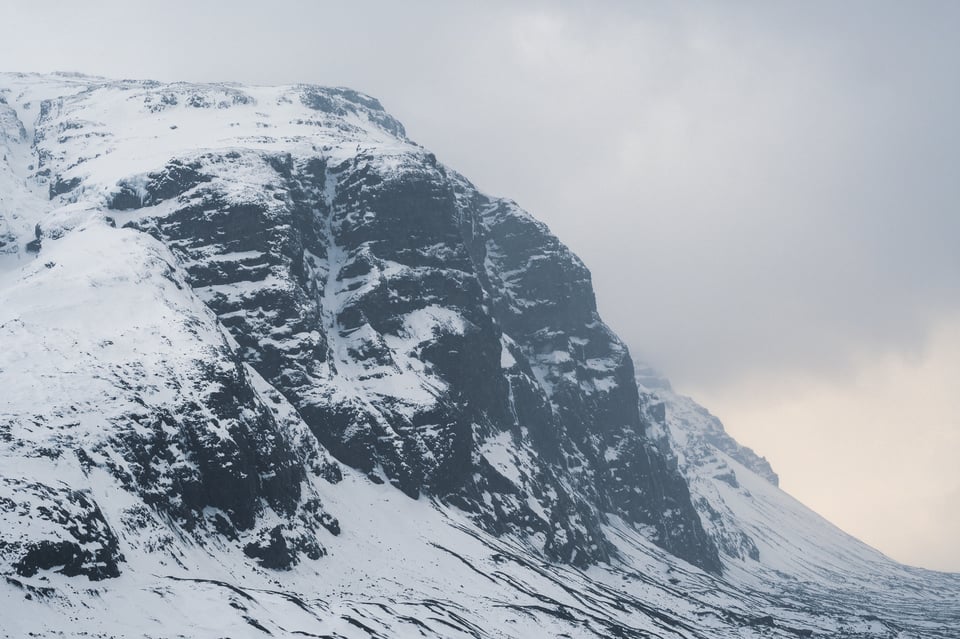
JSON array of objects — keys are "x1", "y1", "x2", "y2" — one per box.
[{"x1": 0, "y1": 72, "x2": 957, "y2": 638}]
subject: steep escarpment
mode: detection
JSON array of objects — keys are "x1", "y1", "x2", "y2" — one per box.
[
  {"x1": 0, "y1": 72, "x2": 718, "y2": 574},
  {"x1": 107, "y1": 124, "x2": 718, "y2": 571}
]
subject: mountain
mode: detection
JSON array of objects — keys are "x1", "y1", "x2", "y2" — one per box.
[{"x1": 1, "y1": 72, "x2": 957, "y2": 638}]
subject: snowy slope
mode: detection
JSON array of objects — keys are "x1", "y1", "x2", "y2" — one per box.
[
  {"x1": 637, "y1": 364, "x2": 960, "y2": 635},
  {"x1": 0, "y1": 72, "x2": 958, "y2": 638}
]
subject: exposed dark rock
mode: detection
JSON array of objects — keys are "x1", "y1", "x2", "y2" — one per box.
[
  {"x1": 110, "y1": 159, "x2": 212, "y2": 210},
  {"x1": 244, "y1": 526, "x2": 295, "y2": 569},
  {"x1": 25, "y1": 223, "x2": 42, "y2": 253},
  {"x1": 243, "y1": 524, "x2": 326, "y2": 570},
  {"x1": 299, "y1": 86, "x2": 406, "y2": 138},
  {"x1": 48, "y1": 175, "x2": 81, "y2": 198},
  {"x1": 0, "y1": 479, "x2": 123, "y2": 581},
  {"x1": 119, "y1": 145, "x2": 721, "y2": 573}
]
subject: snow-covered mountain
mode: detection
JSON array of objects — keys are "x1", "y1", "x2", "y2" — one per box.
[{"x1": 1, "y1": 72, "x2": 957, "y2": 638}]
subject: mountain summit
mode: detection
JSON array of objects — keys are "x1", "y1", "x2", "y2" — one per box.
[{"x1": 1, "y1": 73, "x2": 957, "y2": 638}]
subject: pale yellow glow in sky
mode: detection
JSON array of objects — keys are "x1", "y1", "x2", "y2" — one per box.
[{"x1": 690, "y1": 314, "x2": 960, "y2": 571}]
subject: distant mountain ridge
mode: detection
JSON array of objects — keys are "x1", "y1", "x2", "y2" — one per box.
[
  {"x1": 635, "y1": 363, "x2": 779, "y2": 486},
  {"x1": 1, "y1": 72, "x2": 957, "y2": 638}
]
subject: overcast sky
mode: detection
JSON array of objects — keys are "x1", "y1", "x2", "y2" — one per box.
[{"x1": 3, "y1": 1, "x2": 958, "y2": 571}]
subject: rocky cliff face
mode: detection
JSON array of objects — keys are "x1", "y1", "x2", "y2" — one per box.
[
  {"x1": 0, "y1": 72, "x2": 718, "y2": 577},
  {"x1": 635, "y1": 363, "x2": 779, "y2": 487},
  {"x1": 636, "y1": 364, "x2": 779, "y2": 562}
]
